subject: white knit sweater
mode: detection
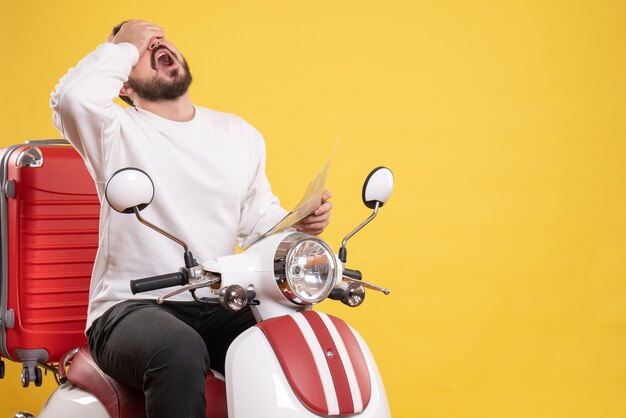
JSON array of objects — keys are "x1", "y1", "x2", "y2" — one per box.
[{"x1": 50, "y1": 42, "x2": 287, "y2": 330}]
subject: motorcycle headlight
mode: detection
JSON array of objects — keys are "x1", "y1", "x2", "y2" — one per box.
[{"x1": 274, "y1": 233, "x2": 338, "y2": 305}]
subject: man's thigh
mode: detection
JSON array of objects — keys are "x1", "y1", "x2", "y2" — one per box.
[
  {"x1": 195, "y1": 305, "x2": 257, "y2": 374},
  {"x1": 87, "y1": 300, "x2": 209, "y2": 389}
]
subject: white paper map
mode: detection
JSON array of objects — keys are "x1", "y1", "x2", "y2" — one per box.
[{"x1": 257, "y1": 141, "x2": 338, "y2": 239}]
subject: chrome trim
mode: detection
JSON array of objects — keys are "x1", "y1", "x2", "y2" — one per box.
[
  {"x1": 219, "y1": 285, "x2": 248, "y2": 311},
  {"x1": 273, "y1": 232, "x2": 338, "y2": 305},
  {"x1": 187, "y1": 264, "x2": 205, "y2": 280},
  {"x1": 15, "y1": 146, "x2": 43, "y2": 168},
  {"x1": 343, "y1": 275, "x2": 391, "y2": 295},
  {"x1": 344, "y1": 282, "x2": 366, "y2": 307},
  {"x1": 25, "y1": 139, "x2": 69, "y2": 146},
  {"x1": 61, "y1": 348, "x2": 80, "y2": 371},
  {"x1": 341, "y1": 201, "x2": 379, "y2": 251},
  {"x1": 134, "y1": 207, "x2": 189, "y2": 253},
  {"x1": 58, "y1": 347, "x2": 80, "y2": 384},
  {"x1": 156, "y1": 275, "x2": 218, "y2": 304}
]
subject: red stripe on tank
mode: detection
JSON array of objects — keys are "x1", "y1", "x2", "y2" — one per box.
[
  {"x1": 329, "y1": 315, "x2": 372, "y2": 409},
  {"x1": 302, "y1": 311, "x2": 356, "y2": 414},
  {"x1": 256, "y1": 315, "x2": 328, "y2": 415}
]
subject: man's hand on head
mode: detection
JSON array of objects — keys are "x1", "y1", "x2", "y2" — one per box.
[
  {"x1": 106, "y1": 20, "x2": 164, "y2": 57},
  {"x1": 295, "y1": 190, "x2": 333, "y2": 236}
]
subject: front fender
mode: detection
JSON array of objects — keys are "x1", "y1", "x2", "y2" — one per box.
[{"x1": 225, "y1": 312, "x2": 390, "y2": 418}]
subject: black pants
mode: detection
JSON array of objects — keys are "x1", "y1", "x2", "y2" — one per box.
[{"x1": 86, "y1": 300, "x2": 256, "y2": 418}]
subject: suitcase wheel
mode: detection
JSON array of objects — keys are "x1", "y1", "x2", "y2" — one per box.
[
  {"x1": 20, "y1": 368, "x2": 29, "y2": 387},
  {"x1": 20, "y1": 366, "x2": 42, "y2": 387}
]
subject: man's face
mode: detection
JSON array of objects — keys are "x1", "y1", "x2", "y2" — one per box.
[{"x1": 126, "y1": 39, "x2": 193, "y2": 102}]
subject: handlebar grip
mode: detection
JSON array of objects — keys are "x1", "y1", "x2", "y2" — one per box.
[
  {"x1": 343, "y1": 268, "x2": 362, "y2": 280},
  {"x1": 130, "y1": 270, "x2": 188, "y2": 294}
]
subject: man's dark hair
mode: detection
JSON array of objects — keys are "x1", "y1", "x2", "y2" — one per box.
[
  {"x1": 112, "y1": 21, "x2": 134, "y2": 106},
  {"x1": 112, "y1": 21, "x2": 127, "y2": 37}
]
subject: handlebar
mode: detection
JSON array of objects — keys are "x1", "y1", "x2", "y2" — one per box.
[
  {"x1": 343, "y1": 268, "x2": 362, "y2": 280},
  {"x1": 130, "y1": 269, "x2": 189, "y2": 294}
]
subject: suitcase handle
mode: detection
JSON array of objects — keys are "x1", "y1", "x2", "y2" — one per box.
[{"x1": 24, "y1": 139, "x2": 69, "y2": 145}]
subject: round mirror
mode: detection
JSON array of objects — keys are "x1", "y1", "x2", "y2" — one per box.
[
  {"x1": 362, "y1": 167, "x2": 394, "y2": 209},
  {"x1": 105, "y1": 168, "x2": 154, "y2": 214}
]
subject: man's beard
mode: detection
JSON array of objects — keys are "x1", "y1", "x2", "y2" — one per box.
[{"x1": 127, "y1": 56, "x2": 193, "y2": 102}]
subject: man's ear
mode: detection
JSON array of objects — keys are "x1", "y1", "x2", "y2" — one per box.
[{"x1": 119, "y1": 83, "x2": 132, "y2": 99}]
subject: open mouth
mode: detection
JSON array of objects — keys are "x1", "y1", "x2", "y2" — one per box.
[
  {"x1": 157, "y1": 51, "x2": 173, "y2": 66},
  {"x1": 152, "y1": 47, "x2": 177, "y2": 70}
]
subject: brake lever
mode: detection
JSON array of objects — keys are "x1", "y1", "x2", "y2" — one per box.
[
  {"x1": 342, "y1": 275, "x2": 391, "y2": 295},
  {"x1": 156, "y1": 275, "x2": 220, "y2": 304}
]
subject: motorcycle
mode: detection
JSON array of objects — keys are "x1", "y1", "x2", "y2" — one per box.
[{"x1": 18, "y1": 166, "x2": 395, "y2": 418}]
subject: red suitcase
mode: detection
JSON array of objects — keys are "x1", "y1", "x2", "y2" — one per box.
[{"x1": 0, "y1": 140, "x2": 99, "y2": 387}]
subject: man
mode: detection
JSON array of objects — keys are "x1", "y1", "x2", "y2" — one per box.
[{"x1": 51, "y1": 20, "x2": 331, "y2": 418}]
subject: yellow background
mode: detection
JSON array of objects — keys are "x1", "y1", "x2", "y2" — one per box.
[{"x1": 1, "y1": 0, "x2": 625, "y2": 417}]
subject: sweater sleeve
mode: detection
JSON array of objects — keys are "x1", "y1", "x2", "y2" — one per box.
[
  {"x1": 50, "y1": 42, "x2": 139, "y2": 181},
  {"x1": 237, "y1": 130, "x2": 289, "y2": 248}
]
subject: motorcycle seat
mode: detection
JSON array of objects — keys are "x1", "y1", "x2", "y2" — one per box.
[{"x1": 66, "y1": 345, "x2": 228, "y2": 418}]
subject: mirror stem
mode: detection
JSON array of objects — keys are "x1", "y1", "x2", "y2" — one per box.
[
  {"x1": 339, "y1": 202, "x2": 380, "y2": 263},
  {"x1": 134, "y1": 207, "x2": 189, "y2": 252},
  {"x1": 133, "y1": 207, "x2": 197, "y2": 268}
]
